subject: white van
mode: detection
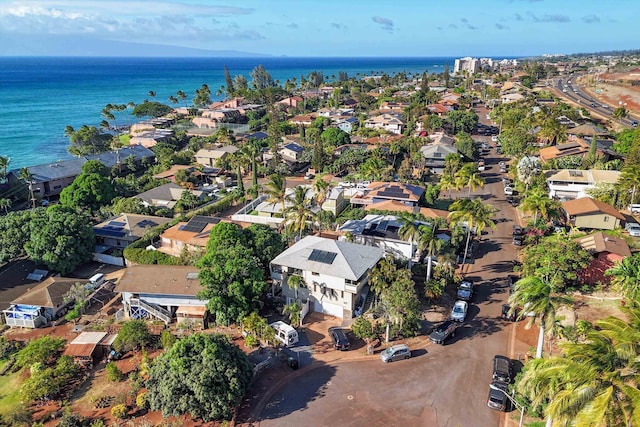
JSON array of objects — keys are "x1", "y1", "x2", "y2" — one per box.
[
  {"x1": 628, "y1": 204, "x2": 640, "y2": 214},
  {"x1": 270, "y1": 321, "x2": 299, "y2": 346},
  {"x1": 87, "y1": 273, "x2": 105, "y2": 290}
]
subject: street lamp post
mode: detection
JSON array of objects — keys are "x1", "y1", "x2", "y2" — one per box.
[{"x1": 489, "y1": 383, "x2": 525, "y2": 427}]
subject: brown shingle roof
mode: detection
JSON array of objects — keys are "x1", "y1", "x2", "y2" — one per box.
[
  {"x1": 562, "y1": 197, "x2": 625, "y2": 220},
  {"x1": 575, "y1": 232, "x2": 631, "y2": 257},
  {"x1": 11, "y1": 277, "x2": 80, "y2": 308},
  {"x1": 367, "y1": 182, "x2": 425, "y2": 202},
  {"x1": 114, "y1": 265, "x2": 202, "y2": 296}
]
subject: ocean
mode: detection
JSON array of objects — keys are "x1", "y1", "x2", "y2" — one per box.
[{"x1": 0, "y1": 56, "x2": 455, "y2": 169}]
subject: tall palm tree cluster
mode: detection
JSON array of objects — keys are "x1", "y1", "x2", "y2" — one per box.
[{"x1": 517, "y1": 304, "x2": 640, "y2": 427}]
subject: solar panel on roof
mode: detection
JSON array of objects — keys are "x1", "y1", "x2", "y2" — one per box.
[
  {"x1": 95, "y1": 229, "x2": 127, "y2": 238},
  {"x1": 136, "y1": 220, "x2": 158, "y2": 228},
  {"x1": 109, "y1": 221, "x2": 126, "y2": 227},
  {"x1": 181, "y1": 216, "x2": 220, "y2": 233},
  {"x1": 308, "y1": 249, "x2": 337, "y2": 264}
]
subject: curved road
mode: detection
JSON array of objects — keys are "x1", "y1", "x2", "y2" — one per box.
[{"x1": 253, "y1": 110, "x2": 521, "y2": 427}]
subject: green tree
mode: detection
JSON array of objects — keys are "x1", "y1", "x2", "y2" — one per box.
[
  {"x1": 106, "y1": 361, "x2": 124, "y2": 381},
  {"x1": 250, "y1": 65, "x2": 275, "y2": 90},
  {"x1": 509, "y1": 275, "x2": 571, "y2": 358},
  {"x1": 246, "y1": 224, "x2": 285, "y2": 273},
  {"x1": 311, "y1": 175, "x2": 330, "y2": 209},
  {"x1": 454, "y1": 131, "x2": 477, "y2": 160},
  {"x1": 520, "y1": 188, "x2": 559, "y2": 224},
  {"x1": 197, "y1": 223, "x2": 267, "y2": 325},
  {"x1": 25, "y1": 206, "x2": 94, "y2": 274},
  {"x1": 0, "y1": 155, "x2": 10, "y2": 183},
  {"x1": 15, "y1": 336, "x2": 65, "y2": 369},
  {"x1": 0, "y1": 197, "x2": 11, "y2": 214},
  {"x1": 320, "y1": 127, "x2": 351, "y2": 149},
  {"x1": 418, "y1": 219, "x2": 445, "y2": 280},
  {"x1": 132, "y1": 100, "x2": 173, "y2": 118},
  {"x1": 612, "y1": 106, "x2": 628, "y2": 120},
  {"x1": 448, "y1": 198, "x2": 496, "y2": 269},
  {"x1": 605, "y1": 254, "x2": 640, "y2": 302},
  {"x1": 454, "y1": 162, "x2": 484, "y2": 197},
  {"x1": 65, "y1": 124, "x2": 112, "y2": 156},
  {"x1": 0, "y1": 210, "x2": 32, "y2": 262},
  {"x1": 445, "y1": 110, "x2": 478, "y2": 134},
  {"x1": 112, "y1": 320, "x2": 153, "y2": 353},
  {"x1": 223, "y1": 64, "x2": 235, "y2": 97},
  {"x1": 282, "y1": 301, "x2": 303, "y2": 327},
  {"x1": 193, "y1": 84, "x2": 212, "y2": 107},
  {"x1": 263, "y1": 173, "x2": 287, "y2": 215},
  {"x1": 521, "y1": 237, "x2": 591, "y2": 290},
  {"x1": 147, "y1": 333, "x2": 254, "y2": 422},
  {"x1": 284, "y1": 186, "x2": 313, "y2": 238},
  {"x1": 60, "y1": 160, "x2": 116, "y2": 211},
  {"x1": 351, "y1": 316, "x2": 377, "y2": 354}
]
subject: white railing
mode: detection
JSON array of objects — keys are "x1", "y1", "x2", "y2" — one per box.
[
  {"x1": 130, "y1": 298, "x2": 172, "y2": 323},
  {"x1": 231, "y1": 214, "x2": 284, "y2": 226}
]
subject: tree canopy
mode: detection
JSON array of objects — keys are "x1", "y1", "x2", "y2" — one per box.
[
  {"x1": 60, "y1": 160, "x2": 116, "y2": 211},
  {"x1": 147, "y1": 333, "x2": 254, "y2": 422},
  {"x1": 132, "y1": 101, "x2": 173, "y2": 118},
  {"x1": 112, "y1": 320, "x2": 153, "y2": 353}
]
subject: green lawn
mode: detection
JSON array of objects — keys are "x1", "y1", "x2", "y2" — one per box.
[
  {"x1": 118, "y1": 134, "x2": 131, "y2": 146},
  {"x1": 0, "y1": 365, "x2": 23, "y2": 415}
]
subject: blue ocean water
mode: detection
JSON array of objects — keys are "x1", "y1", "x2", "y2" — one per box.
[{"x1": 0, "y1": 56, "x2": 455, "y2": 169}]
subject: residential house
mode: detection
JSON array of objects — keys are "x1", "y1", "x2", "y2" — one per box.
[
  {"x1": 364, "y1": 114, "x2": 404, "y2": 135},
  {"x1": 255, "y1": 186, "x2": 320, "y2": 218},
  {"x1": 88, "y1": 145, "x2": 155, "y2": 170},
  {"x1": 501, "y1": 93, "x2": 525, "y2": 104},
  {"x1": 538, "y1": 139, "x2": 591, "y2": 163},
  {"x1": 278, "y1": 96, "x2": 304, "y2": 108},
  {"x1": 350, "y1": 182, "x2": 425, "y2": 208},
  {"x1": 194, "y1": 145, "x2": 240, "y2": 167},
  {"x1": 568, "y1": 123, "x2": 609, "y2": 138},
  {"x1": 129, "y1": 128, "x2": 174, "y2": 148},
  {"x1": 152, "y1": 165, "x2": 195, "y2": 182},
  {"x1": 379, "y1": 101, "x2": 409, "y2": 114},
  {"x1": 115, "y1": 265, "x2": 208, "y2": 326},
  {"x1": 279, "y1": 143, "x2": 305, "y2": 162},
  {"x1": 134, "y1": 183, "x2": 203, "y2": 209},
  {"x1": 420, "y1": 142, "x2": 459, "y2": 174},
  {"x1": 425, "y1": 103, "x2": 452, "y2": 116},
  {"x1": 364, "y1": 199, "x2": 449, "y2": 220},
  {"x1": 545, "y1": 169, "x2": 621, "y2": 200},
  {"x1": 290, "y1": 114, "x2": 317, "y2": 126},
  {"x1": 94, "y1": 213, "x2": 172, "y2": 265},
  {"x1": 575, "y1": 232, "x2": 631, "y2": 285},
  {"x1": 335, "y1": 117, "x2": 358, "y2": 134},
  {"x1": 7, "y1": 158, "x2": 86, "y2": 199},
  {"x1": 339, "y1": 214, "x2": 449, "y2": 261},
  {"x1": 3, "y1": 277, "x2": 80, "y2": 328},
  {"x1": 270, "y1": 236, "x2": 384, "y2": 319},
  {"x1": 562, "y1": 197, "x2": 625, "y2": 230},
  {"x1": 158, "y1": 216, "x2": 221, "y2": 256},
  {"x1": 323, "y1": 187, "x2": 348, "y2": 216}
]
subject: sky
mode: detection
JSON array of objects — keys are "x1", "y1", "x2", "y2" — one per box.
[{"x1": 0, "y1": 0, "x2": 638, "y2": 57}]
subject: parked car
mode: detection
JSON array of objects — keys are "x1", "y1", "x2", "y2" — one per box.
[
  {"x1": 487, "y1": 381, "x2": 510, "y2": 412},
  {"x1": 627, "y1": 223, "x2": 640, "y2": 237},
  {"x1": 380, "y1": 344, "x2": 411, "y2": 363},
  {"x1": 628, "y1": 204, "x2": 640, "y2": 214},
  {"x1": 501, "y1": 304, "x2": 517, "y2": 322},
  {"x1": 428, "y1": 320, "x2": 458, "y2": 345},
  {"x1": 456, "y1": 281, "x2": 474, "y2": 301},
  {"x1": 491, "y1": 135, "x2": 498, "y2": 142},
  {"x1": 632, "y1": 120, "x2": 638, "y2": 128},
  {"x1": 328, "y1": 327, "x2": 351, "y2": 351},
  {"x1": 504, "y1": 186, "x2": 514, "y2": 196},
  {"x1": 450, "y1": 300, "x2": 468, "y2": 322},
  {"x1": 512, "y1": 225, "x2": 524, "y2": 236},
  {"x1": 506, "y1": 195, "x2": 519, "y2": 206},
  {"x1": 492, "y1": 355, "x2": 513, "y2": 383},
  {"x1": 512, "y1": 235, "x2": 525, "y2": 246}
]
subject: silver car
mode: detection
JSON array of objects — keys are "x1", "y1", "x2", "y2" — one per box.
[
  {"x1": 451, "y1": 300, "x2": 468, "y2": 322},
  {"x1": 380, "y1": 344, "x2": 411, "y2": 363}
]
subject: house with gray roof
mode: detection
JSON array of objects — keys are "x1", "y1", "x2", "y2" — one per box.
[
  {"x1": 7, "y1": 158, "x2": 86, "y2": 198},
  {"x1": 134, "y1": 183, "x2": 203, "y2": 209},
  {"x1": 270, "y1": 236, "x2": 384, "y2": 319},
  {"x1": 87, "y1": 145, "x2": 155, "y2": 169},
  {"x1": 279, "y1": 143, "x2": 305, "y2": 162},
  {"x1": 420, "y1": 143, "x2": 459, "y2": 174}
]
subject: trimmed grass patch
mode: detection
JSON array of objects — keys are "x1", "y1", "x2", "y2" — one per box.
[{"x1": 0, "y1": 368, "x2": 24, "y2": 415}]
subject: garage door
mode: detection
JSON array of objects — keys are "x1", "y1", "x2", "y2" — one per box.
[{"x1": 313, "y1": 300, "x2": 344, "y2": 318}]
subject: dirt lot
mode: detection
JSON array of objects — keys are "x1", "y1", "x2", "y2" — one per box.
[{"x1": 578, "y1": 73, "x2": 640, "y2": 116}]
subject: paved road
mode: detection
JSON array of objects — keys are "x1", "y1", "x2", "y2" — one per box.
[{"x1": 254, "y1": 110, "x2": 521, "y2": 427}]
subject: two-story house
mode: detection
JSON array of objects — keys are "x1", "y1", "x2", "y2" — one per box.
[
  {"x1": 270, "y1": 236, "x2": 384, "y2": 319},
  {"x1": 545, "y1": 169, "x2": 621, "y2": 200},
  {"x1": 364, "y1": 114, "x2": 404, "y2": 135}
]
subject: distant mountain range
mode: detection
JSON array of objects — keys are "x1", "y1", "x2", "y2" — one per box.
[{"x1": 0, "y1": 34, "x2": 269, "y2": 57}]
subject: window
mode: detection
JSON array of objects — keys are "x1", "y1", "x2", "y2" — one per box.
[
  {"x1": 312, "y1": 272, "x2": 319, "y2": 276},
  {"x1": 603, "y1": 216, "x2": 609, "y2": 222},
  {"x1": 53, "y1": 185, "x2": 62, "y2": 190}
]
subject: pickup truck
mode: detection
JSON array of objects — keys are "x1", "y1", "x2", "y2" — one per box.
[{"x1": 428, "y1": 320, "x2": 458, "y2": 345}]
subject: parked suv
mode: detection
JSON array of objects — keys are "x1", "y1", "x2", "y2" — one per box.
[
  {"x1": 487, "y1": 381, "x2": 509, "y2": 412},
  {"x1": 328, "y1": 327, "x2": 351, "y2": 351},
  {"x1": 492, "y1": 355, "x2": 512, "y2": 383},
  {"x1": 428, "y1": 320, "x2": 458, "y2": 345}
]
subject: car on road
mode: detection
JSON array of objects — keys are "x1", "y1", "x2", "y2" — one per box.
[
  {"x1": 625, "y1": 222, "x2": 640, "y2": 237},
  {"x1": 487, "y1": 381, "x2": 510, "y2": 412},
  {"x1": 512, "y1": 234, "x2": 525, "y2": 246},
  {"x1": 456, "y1": 281, "x2": 474, "y2": 301},
  {"x1": 504, "y1": 186, "x2": 514, "y2": 196},
  {"x1": 380, "y1": 344, "x2": 411, "y2": 363},
  {"x1": 451, "y1": 300, "x2": 468, "y2": 322},
  {"x1": 501, "y1": 304, "x2": 517, "y2": 322},
  {"x1": 628, "y1": 204, "x2": 640, "y2": 214},
  {"x1": 328, "y1": 327, "x2": 351, "y2": 351},
  {"x1": 492, "y1": 355, "x2": 512, "y2": 383},
  {"x1": 491, "y1": 135, "x2": 498, "y2": 142},
  {"x1": 506, "y1": 195, "x2": 519, "y2": 207},
  {"x1": 512, "y1": 225, "x2": 524, "y2": 236},
  {"x1": 428, "y1": 320, "x2": 458, "y2": 345}
]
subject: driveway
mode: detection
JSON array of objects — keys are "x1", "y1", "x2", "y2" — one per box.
[{"x1": 246, "y1": 118, "x2": 522, "y2": 427}]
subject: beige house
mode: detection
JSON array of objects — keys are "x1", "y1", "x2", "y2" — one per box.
[
  {"x1": 364, "y1": 114, "x2": 404, "y2": 135},
  {"x1": 158, "y1": 216, "x2": 221, "y2": 256},
  {"x1": 194, "y1": 145, "x2": 239, "y2": 167},
  {"x1": 562, "y1": 197, "x2": 624, "y2": 230},
  {"x1": 323, "y1": 187, "x2": 347, "y2": 216}
]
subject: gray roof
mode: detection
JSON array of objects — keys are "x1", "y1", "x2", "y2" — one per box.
[
  {"x1": 283, "y1": 143, "x2": 304, "y2": 153},
  {"x1": 87, "y1": 145, "x2": 155, "y2": 169},
  {"x1": 18, "y1": 158, "x2": 87, "y2": 182},
  {"x1": 134, "y1": 182, "x2": 199, "y2": 206},
  {"x1": 420, "y1": 143, "x2": 458, "y2": 159},
  {"x1": 271, "y1": 236, "x2": 384, "y2": 281}
]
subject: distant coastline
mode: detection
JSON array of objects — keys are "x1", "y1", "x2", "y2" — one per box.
[{"x1": 0, "y1": 56, "x2": 518, "y2": 170}]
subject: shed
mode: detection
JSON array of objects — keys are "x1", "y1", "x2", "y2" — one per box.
[{"x1": 63, "y1": 331, "x2": 116, "y2": 365}]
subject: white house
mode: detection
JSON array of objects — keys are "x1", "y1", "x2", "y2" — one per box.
[
  {"x1": 364, "y1": 114, "x2": 404, "y2": 135},
  {"x1": 545, "y1": 169, "x2": 621, "y2": 200},
  {"x1": 114, "y1": 265, "x2": 208, "y2": 326},
  {"x1": 270, "y1": 236, "x2": 384, "y2": 319}
]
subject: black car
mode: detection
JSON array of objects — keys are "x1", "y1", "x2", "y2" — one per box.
[
  {"x1": 428, "y1": 320, "x2": 458, "y2": 345},
  {"x1": 328, "y1": 327, "x2": 351, "y2": 351},
  {"x1": 487, "y1": 380, "x2": 510, "y2": 412},
  {"x1": 501, "y1": 304, "x2": 517, "y2": 322},
  {"x1": 492, "y1": 355, "x2": 513, "y2": 383},
  {"x1": 512, "y1": 235, "x2": 525, "y2": 246},
  {"x1": 506, "y1": 196, "x2": 519, "y2": 207},
  {"x1": 512, "y1": 225, "x2": 524, "y2": 236}
]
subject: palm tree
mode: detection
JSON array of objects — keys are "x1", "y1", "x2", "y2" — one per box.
[
  {"x1": 226, "y1": 153, "x2": 245, "y2": 195},
  {"x1": 0, "y1": 198, "x2": 11, "y2": 214},
  {"x1": 168, "y1": 95, "x2": 178, "y2": 105},
  {"x1": 438, "y1": 172, "x2": 461, "y2": 199},
  {"x1": 509, "y1": 275, "x2": 571, "y2": 359},
  {"x1": 176, "y1": 90, "x2": 188, "y2": 108},
  {"x1": 537, "y1": 117, "x2": 567, "y2": 145},
  {"x1": 605, "y1": 254, "x2": 640, "y2": 302},
  {"x1": 417, "y1": 218, "x2": 445, "y2": 280},
  {"x1": 0, "y1": 155, "x2": 10, "y2": 183},
  {"x1": 284, "y1": 186, "x2": 313, "y2": 239},
  {"x1": 311, "y1": 175, "x2": 330, "y2": 209},
  {"x1": 448, "y1": 198, "x2": 497, "y2": 270},
  {"x1": 286, "y1": 274, "x2": 304, "y2": 301},
  {"x1": 398, "y1": 213, "x2": 421, "y2": 260},
  {"x1": 18, "y1": 167, "x2": 35, "y2": 209},
  {"x1": 282, "y1": 301, "x2": 303, "y2": 327},
  {"x1": 264, "y1": 174, "x2": 287, "y2": 216},
  {"x1": 613, "y1": 106, "x2": 628, "y2": 120},
  {"x1": 147, "y1": 90, "x2": 156, "y2": 99},
  {"x1": 520, "y1": 188, "x2": 558, "y2": 225},
  {"x1": 454, "y1": 163, "x2": 485, "y2": 197}
]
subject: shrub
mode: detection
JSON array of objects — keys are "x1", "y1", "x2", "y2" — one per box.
[
  {"x1": 110, "y1": 404, "x2": 128, "y2": 420},
  {"x1": 105, "y1": 362, "x2": 123, "y2": 382},
  {"x1": 90, "y1": 395, "x2": 114, "y2": 409},
  {"x1": 244, "y1": 334, "x2": 259, "y2": 347},
  {"x1": 112, "y1": 320, "x2": 153, "y2": 353},
  {"x1": 89, "y1": 420, "x2": 107, "y2": 427},
  {"x1": 160, "y1": 330, "x2": 176, "y2": 349},
  {"x1": 15, "y1": 336, "x2": 65, "y2": 369},
  {"x1": 136, "y1": 391, "x2": 149, "y2": 410}
]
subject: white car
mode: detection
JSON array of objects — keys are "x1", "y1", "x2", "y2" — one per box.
[
  {"x1": 491, "y1": 135, "x2": 498, "y2": 142},
  {"x1": 451, "y1": 300, "x2": 468, "y2": 322},
  {"x1": 504, "y1": 187, "x2": 514, "y2": 196},
  {"x1": 625, "y1": 223, "x2": 640, "y2": 237}
]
